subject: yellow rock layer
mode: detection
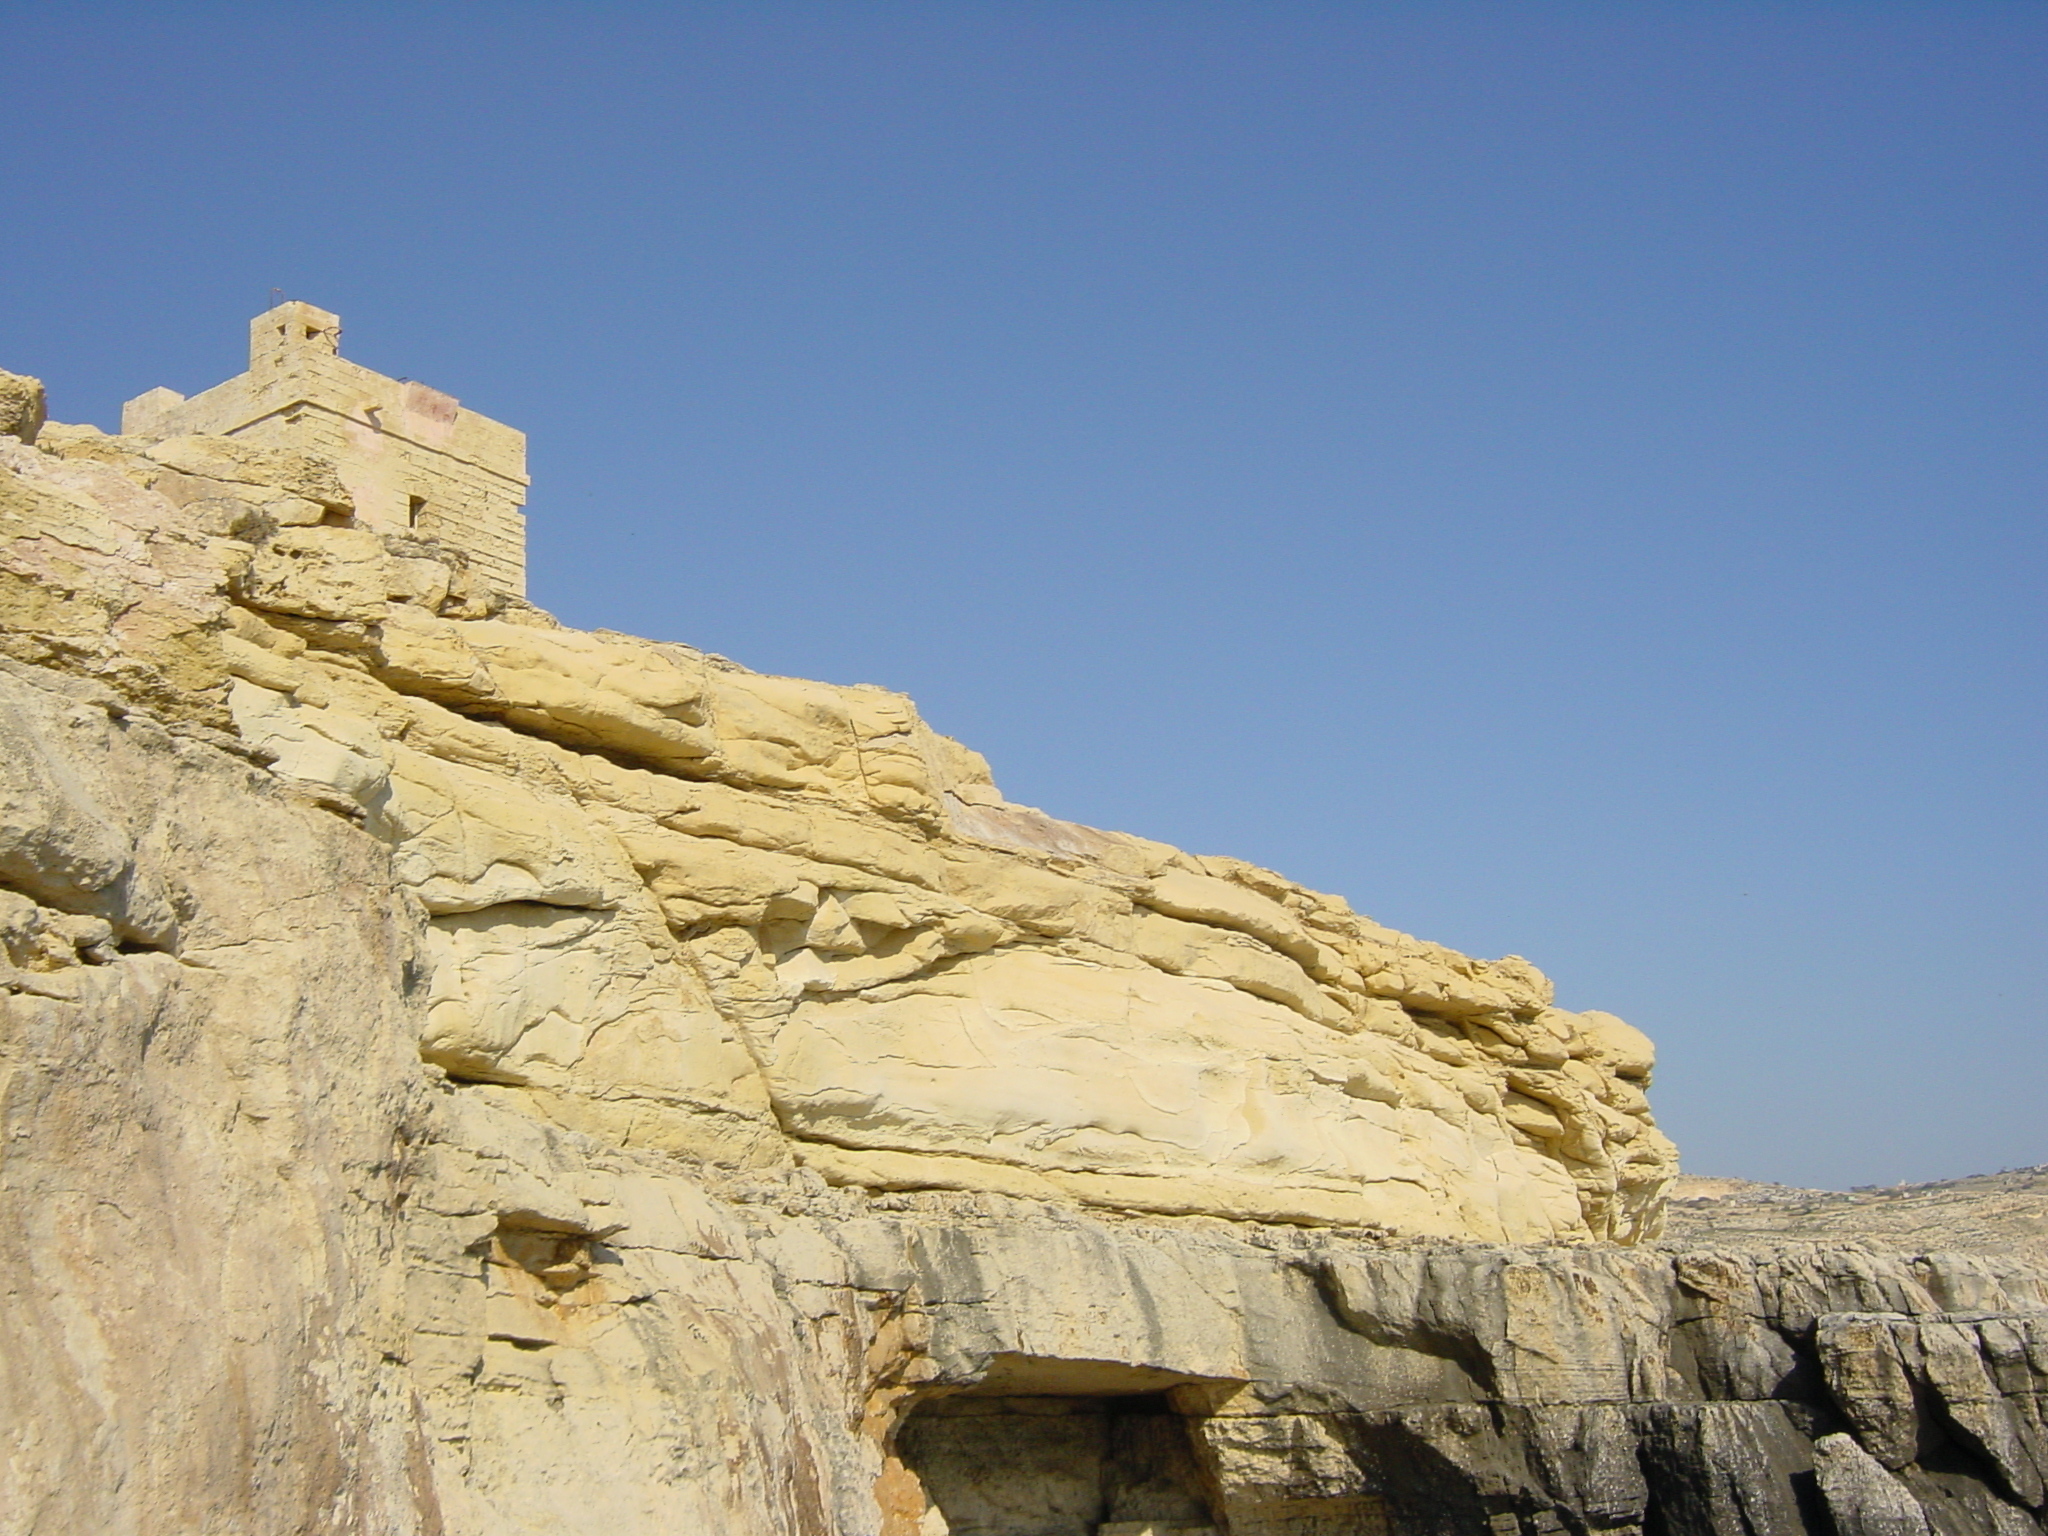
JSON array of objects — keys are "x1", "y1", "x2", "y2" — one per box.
[{"x1": 0, "y1": 414, "x2": 1676, "y2": 1242}]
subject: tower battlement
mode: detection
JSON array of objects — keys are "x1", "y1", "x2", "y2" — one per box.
[{"x1": 123, "y1": 303, "x2": 528, "y2": 595}]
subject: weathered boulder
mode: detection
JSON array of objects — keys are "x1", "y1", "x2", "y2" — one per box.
[
  {"x1": 0, "y1": 370, "x2": 43, "y2": 443},
  {"x1": 1817, "y1": 1432, "x2": 1937, "y2": 1536}
]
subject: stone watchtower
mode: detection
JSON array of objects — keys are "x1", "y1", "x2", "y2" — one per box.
[{"x1": 123, "y1": 303, "x2": 529, "y2": 595}]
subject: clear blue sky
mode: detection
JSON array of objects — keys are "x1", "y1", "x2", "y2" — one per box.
[{"x1": 5, "y1": 3, "x2": 2042, "y2": 1189}]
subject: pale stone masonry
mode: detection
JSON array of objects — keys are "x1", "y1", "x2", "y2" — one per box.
[{"x1": 122, "y1": 302, "x2": 528, "y2": 594}]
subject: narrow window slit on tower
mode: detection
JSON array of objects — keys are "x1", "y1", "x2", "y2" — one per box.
[{"x1": 408, "y1": 495, "x2": 428, "y2": 529}]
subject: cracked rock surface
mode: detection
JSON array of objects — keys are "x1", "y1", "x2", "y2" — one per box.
[{"x1": 1, "y1": 409, "x2": 2039, "y2": 1534}]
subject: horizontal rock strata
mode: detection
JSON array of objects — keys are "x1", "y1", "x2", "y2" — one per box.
[
  {"x1": 0, "y1": 401, "x2": 1674, "y2": 1245},
  {"x1": 2, "y1": 376, "x2": 2039, "y2": 1535}
]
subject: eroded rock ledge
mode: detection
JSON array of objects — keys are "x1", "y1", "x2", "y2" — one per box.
[
  {"x1": 2, "y1": 380, "x2": 2039, "y2": 1535},
  {"x1": 0, "y1": 402, "x2": 1674, "y2": 1244}
]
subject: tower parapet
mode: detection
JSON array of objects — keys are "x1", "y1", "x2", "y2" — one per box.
[{"x1": 123, "y1": 302, "x2": 528, "y2": 595}]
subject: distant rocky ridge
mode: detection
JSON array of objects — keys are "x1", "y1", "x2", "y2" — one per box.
[
  {"x1": 1669, "y1": 1170, "x2": 2048, "y2": 1266},
  {"x1": 1, "y1": 361, "x2": 2041, "y2": 1535}
]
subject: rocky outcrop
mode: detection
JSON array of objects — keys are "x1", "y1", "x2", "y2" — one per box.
[
  {"x1": 1, "y1": 400, "x2": 2040, "y2": 1534},
  {"x1": 0, "y1": 418, "x2": 1675, "y2": 1245},
  {"x1": 0, "y1": 369, "x2": 43, "y2": 444},
  {"x1": 0, "y1": 658, "x2": 430, "y2": 1532}
]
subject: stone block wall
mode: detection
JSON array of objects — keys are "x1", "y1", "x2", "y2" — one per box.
[{"x1": 121, "y1": 302, "x2": 529, "y2": 594}]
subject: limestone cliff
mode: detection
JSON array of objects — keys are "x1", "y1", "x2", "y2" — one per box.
[
  {"x1": 1, "y1": 367, "x2": 2040, "y2": 1535},
  {"x1": 0, "y1": 394, "x2": 1675, "y2": 1245}
]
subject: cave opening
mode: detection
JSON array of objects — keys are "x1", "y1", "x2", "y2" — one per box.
[{"x1": 897, "y1": 1389, "x2": 1221, "y2": 1536}]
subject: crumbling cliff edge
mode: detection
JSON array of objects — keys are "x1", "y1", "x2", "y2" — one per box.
[{"x1": 1, "y1": 362, "x2": 2041, "y2": 1534}]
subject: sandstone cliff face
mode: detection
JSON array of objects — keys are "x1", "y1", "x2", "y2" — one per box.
[
  {"x1": 0, "y1": 658, "x2": 434, "y2": 1534},
  {"x1": 0, "y1": 398, "x2": 1674, "y2": 1246},
  {"x1": 1, "y1": 375, "x2": 2040, "y2": 1535}
]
